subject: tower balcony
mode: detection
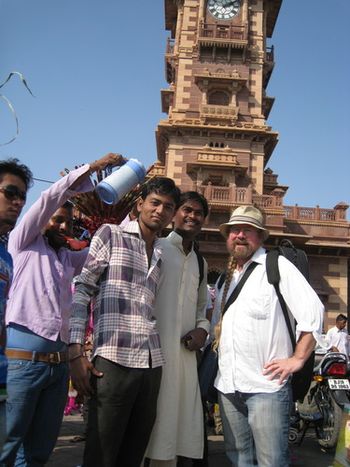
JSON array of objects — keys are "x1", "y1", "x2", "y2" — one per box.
[
  {"x1": 195, "y1": 184, "x2": 348, "y2": 224},
  {"x1": 198, "y1": 23, "x2": 248, "y2": 48},
  {"x1": 263, "y1": 46, "x2": 275, "y2": 87},
  {"x1": 166, "y1": 37, "x2": 175, "y2": 55},
  {"x1": 196, "y1": 184, "x2": 286, "y2": 209},
  {"x1": 284, "y1": 204, "x2": 348, "y2": 223},
  {"x1": 165, "y1": 38, "x2": 176, "y2": 84},
  {"x1": 197, "y1": 184, "x2": 252, "y2": 206},
  {"x1": 200, "y1": 104, "x2": 239, "y2": 124}
]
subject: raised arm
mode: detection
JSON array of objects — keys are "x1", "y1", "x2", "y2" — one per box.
[{"x1": 9, "y1": 153, "x2": 123, "y2": 252}]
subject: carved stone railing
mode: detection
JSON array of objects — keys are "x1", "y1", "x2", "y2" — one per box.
[
  {"x1": 200, "y1": 104, "x2": 238, "y2": 122},
  {"x1": 197, "y1": 184, "x2": 251, "y2": 204},
  {"x1": 195, "y1": 186, "x2": 349, "y2": 223},
  {"x1": 283, "y1": 205, "x2": 345, "y2": 222},
  {"x1": 253, "y1": 194, "x2": 283, "y2": 208},
  {"x1": 199, "y1": 23, "x2": 247, "y2": 42},
  {"x1": 148, "y1": 164, "x2": 165, "y2": 177},
  {"x1": 197, "y1": 152, "x2": 238, "y2": 165}
]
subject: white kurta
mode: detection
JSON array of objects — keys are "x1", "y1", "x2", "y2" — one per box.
[{"x1": 146, "y1": 231, "x2": 210, "y2": 461}]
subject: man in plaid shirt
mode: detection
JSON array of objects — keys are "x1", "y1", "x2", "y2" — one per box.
[{"x1": 69, "y1": 177, "x2": 180, "y2": 467}]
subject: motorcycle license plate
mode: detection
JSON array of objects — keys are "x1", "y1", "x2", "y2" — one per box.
[{"x1": 328, "y1": 379, "x2": 350, "y2": 390}]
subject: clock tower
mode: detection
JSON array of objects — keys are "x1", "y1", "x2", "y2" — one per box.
[{"x1": 151, "y1": 0, "x2": 350, "y2": 328}]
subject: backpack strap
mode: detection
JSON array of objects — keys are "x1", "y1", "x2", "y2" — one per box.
[
  {"x1": 217, "y1": 272, "x2": 226, "y2": 291},
  {"x1": 266, "y1": 249, "x2": 280, "y2": 285},
  {"x1": 222, "y1": 262, "x2": 258, "y2": 316},
  {"x1": 194, "y1": 245, "x2": 204, "y2": 288},
  {"x1": 266, "y1": 249, "x2": 296, "y2": 349}
]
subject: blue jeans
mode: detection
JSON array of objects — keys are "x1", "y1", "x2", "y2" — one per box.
[
  {"x1": 0, "y1": 401, "x2": 5, "y2": 453},
  {"x1": 0, "y1": 359, "x2": 69, "y2": 467},
  {"x1": 218, "y1": 384, "x2": 292, "y2": 467}
]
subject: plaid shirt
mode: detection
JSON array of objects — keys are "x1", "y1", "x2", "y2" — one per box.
[{"x1": 69, "y1": 220, "x2": 165, "y2": 368}]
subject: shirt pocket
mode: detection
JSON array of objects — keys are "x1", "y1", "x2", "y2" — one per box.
[{"x1": 246, "y1": 293, "x2": 271, "y2": 320}]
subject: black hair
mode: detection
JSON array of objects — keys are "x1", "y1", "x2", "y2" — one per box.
[
  {"x1": 141, "y1": 177, "x2": 181, "y2": 208},
  {"x1": 62, "y1": 200, "x2": 74, "y2": 211},
  {"x1": 336, "y1": 314, "x2": 348, "y2": 322},
  {"x1": 179, "y1": 191, "x2": 209, "y2": 218},
  {"x1": 0, "y1": 158, "x2": 33, "y2": 190}
]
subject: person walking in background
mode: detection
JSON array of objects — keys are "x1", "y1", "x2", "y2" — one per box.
[
  {"x1": 325, "y1": 314, "x2": 349, "y2": 357},
  {"x1": 0, "y1": 158, "x2": 32, "y2": 453},
  {"x1": 0, "y1": 153, "x2": 122, "y2": 467},
  {"x1": 214, "y1": 205, "x2": 324, "y2": 467},
  {"x1": 146, "y1": 191, "x2": 210, "y2": 467},
  {"x1": 69, "y1": 177, "x2": 180, "y2": 467}
]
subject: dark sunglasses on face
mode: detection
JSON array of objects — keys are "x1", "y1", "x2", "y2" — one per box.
[{"x1": 0, "y1": 185, "x2": 27, "y2": 202}]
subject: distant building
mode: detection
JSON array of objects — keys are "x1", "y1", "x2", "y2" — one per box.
[{"x1": 149, "y1": 0, "x2": 350, "y2": 330}]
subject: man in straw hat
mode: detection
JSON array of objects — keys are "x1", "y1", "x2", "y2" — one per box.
[{"x1": 213, "y1": 205, "x2": 324, "y2": 467}]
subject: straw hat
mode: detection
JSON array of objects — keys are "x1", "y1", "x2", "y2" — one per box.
[{"x1": 219, "y1": 205, "x2": 269, "y2": 240}]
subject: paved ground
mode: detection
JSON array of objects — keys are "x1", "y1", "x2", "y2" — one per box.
[{"x1": 47, "y1": 413, "x2": 335, "y2": 466}]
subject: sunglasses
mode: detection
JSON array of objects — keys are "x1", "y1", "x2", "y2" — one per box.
[{"x1": 0, "y1": 185, "x2": 27, "y2": 202}]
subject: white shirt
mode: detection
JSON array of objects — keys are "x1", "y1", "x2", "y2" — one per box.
[
  {"x1": 215, "y1": 247, "x2": 324, "y2": 394},
  {"x1": 326, "y1": 326, "x2": 349, "y2": 356}
]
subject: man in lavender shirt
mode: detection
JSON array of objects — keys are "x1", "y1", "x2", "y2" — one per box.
[{"x1": 0, "y1": 153, "x2": 123, "y2": 467}]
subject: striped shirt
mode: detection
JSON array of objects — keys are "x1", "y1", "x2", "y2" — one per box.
[{"x1": 69, "y1": 220, "x2": 165, "y2": 368}]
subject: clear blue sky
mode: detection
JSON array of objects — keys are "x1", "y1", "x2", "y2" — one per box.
[{"x1": 1, "y1": 0, "x2": 349, "y2": 216}]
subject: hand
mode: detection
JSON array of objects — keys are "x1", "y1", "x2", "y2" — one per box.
[
  {"x1": 181, "y1": 328, "x2": 208, "y2": 351},
  {"x1": 69, "y1": 345, "x2": 103, "y2": 396},
  {"x1": 263, "y1": 356, "x2": 305, "y2": 385},
  {"x1": 89, "y1": 153, "x2": 125, "y2": 173}
]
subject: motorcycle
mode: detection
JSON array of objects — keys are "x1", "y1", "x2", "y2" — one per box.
[{"x1": 289, "y1": 351, "x2": 350, "y2": 449}]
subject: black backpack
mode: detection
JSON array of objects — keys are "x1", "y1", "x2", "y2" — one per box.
[{"x1": 266, "y1": 239, "x2": 315, "y2": 402}]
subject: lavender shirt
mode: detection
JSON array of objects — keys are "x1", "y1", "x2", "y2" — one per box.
[{"x1": 6, "y1": 164, "x2": 93, "y2": 344}]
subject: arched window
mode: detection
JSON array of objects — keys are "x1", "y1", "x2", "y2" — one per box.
[{"x1": 208, "y1": 90, "x2": 229, "y2": 106}]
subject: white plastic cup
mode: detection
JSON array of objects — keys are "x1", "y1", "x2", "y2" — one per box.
[{"x1": 95, "y1": 158, "x2": 146, "y2": 205}]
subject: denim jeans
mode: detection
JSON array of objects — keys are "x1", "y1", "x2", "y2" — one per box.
[
  {"x1": 0, "y1": 359, "x2": 69, "y2": 467},
  {"x1": 0, "y1": 401, "x2": 5, "y2": 453},
  {"x1": 218, "y1": 384, "x2": 292, "y2": 467}
]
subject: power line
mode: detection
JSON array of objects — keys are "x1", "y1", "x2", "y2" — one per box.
[{"x1": 33, "y1": 177, "x2": 54, "y2": 184}]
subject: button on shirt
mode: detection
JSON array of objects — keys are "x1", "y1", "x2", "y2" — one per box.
[
  {"x1": 6, "y1": 165, "x2": 93, "y2": 343},
  {"x1": 215, "y1": 247, "x2": 324, "y2": 394},
  {"x1": 69, "y1": 220, "x2": 165, "y2": 369}
]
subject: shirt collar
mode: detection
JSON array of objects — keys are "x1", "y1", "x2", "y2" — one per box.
[
  {"x1": 122, "y1": 219, "x2": 142, "y2": 238},
  {"x1": 167, "y1": 230, "x2": 194, "y2": 254},
  {"x1": 251, "y1": 246, "x2": 267, "y2": 265},
  {"x1": 234, "y1": 246, "x2": 265, "y2": 275},
  {"x1": 123, "y1": 219, "x2": 163, "y2": 259}
]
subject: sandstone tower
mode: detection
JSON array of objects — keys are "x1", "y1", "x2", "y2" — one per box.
[{"x1": 150, "y1": 0, "x2": 350, "y2": 329}]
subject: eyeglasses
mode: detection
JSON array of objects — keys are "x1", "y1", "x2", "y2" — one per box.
[
  {"x1": 0, "y1": 185, "x2": 27, "y2": 202},
  {"x1": 229, "y1": 226, "x2": 256, "y2": 235}
]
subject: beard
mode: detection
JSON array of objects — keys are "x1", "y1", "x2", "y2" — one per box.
[{"x1": 229, "y1": 241, "x2": 255, "y2": 261}]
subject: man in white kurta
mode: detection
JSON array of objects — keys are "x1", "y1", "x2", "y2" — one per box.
[{"x1": 146, "y1": 192, "x2": 210, "y2": 466}]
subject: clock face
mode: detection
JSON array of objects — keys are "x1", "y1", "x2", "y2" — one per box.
[{"x1": 207, "y1": 0, "x2": 241, "y2": 20}]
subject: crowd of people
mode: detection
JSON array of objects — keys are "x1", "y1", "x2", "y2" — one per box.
[{"x1": 0, "y1": 153, "x2": 328, "y2": 467}]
